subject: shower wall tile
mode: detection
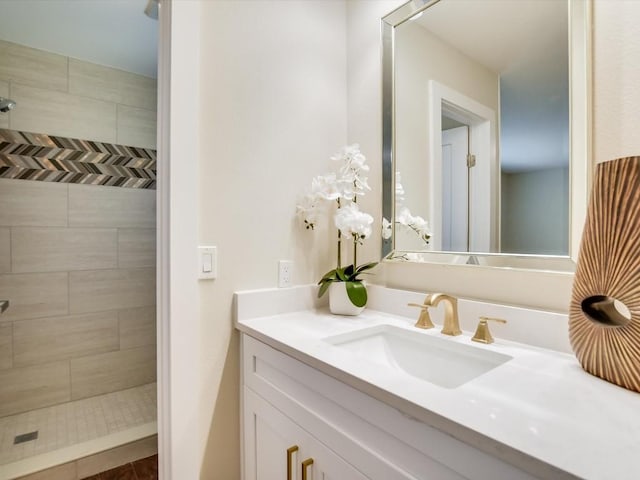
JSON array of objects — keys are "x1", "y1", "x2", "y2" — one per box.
[
  {"x1": 69, "y1": 59, "x2": 157, "y2": 111},
  {"x1": 69, "y1": 268, "x2": 155, "y2": 314},
  {"x1": 116, "y1": 105, "x2": 157, "y2": 149},
  {"x1": 0, "y1": 227, "x2": 10, "y2": 273},
  {"x1": 10, "y1": 84, "x2": 117, "y2": 144},
  {"x1": 0, "y1": 40, "x2": 67, "y2": 92},
  {"x1": 0, "y1": 272, "x2": 68, "y2": 322},
  {"x1": 119, "y1": 306, "x2": 156, "y2": 350},
  {"x1": 118, "y1": 229, "x2": 156, "y2": 268},
  {"x1": 0, "y1": 323, "x2": 12, "y2": 370},
  {"x1": 0, "y1": 361, "x2": 70, "y2": 417},
  {"x1": 0, "y1": 178, "x2": 68, "y2": 227},
  {"x1": 68, "y1": 58, "x2": 121, "y2": 104},
  {"x1": 69, "y1": 184, "x2": 156, "y2": 228},
  {"x1": 0, "y1": 80, "x2": 8, "y2": 129},
  {"x1": 70, "y1": 345, "x2": 156, "y2": 399},
  {"x1": 119, "y1": 71, "x2": 157, "y2": 112},
  {"x1": 12, "y1": 227, "x2": 118, "y2": 273},
  {"x1": 13, "y1": 312, "x2": 119, "y2": 367}
]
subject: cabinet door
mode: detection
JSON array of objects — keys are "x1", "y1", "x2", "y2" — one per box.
[{"x1": 244, "y1": 387, "x2": 368, "y2": 480}]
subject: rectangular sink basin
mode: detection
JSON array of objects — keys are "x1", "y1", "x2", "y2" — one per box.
[{"x1": 324, "y1": 325, "x2": 512, "y2": 389}]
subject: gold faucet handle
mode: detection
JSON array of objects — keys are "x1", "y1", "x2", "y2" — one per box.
[
  {"x1": 472, "y1": 316, "x2": 507, "y2": 344},
  {"x1": 407, "y1": 303, "x2": 435, "y2": 329}
]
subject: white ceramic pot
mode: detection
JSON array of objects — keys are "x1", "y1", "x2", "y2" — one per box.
[{"x1": 329, "y1": 282, "x2": 365, "y2": 316}]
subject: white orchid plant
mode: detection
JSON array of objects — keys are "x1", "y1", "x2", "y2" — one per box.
[
  {"x1": 297, "y1": 144, "x2": 377, "y2": 307},
  {"x1": 382, "y1": 171, "x2": 432, "y2": 253}
]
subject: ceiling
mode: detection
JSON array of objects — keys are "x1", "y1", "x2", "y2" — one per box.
[
  {"x1": 0, "y1": 0, "x2": 158, "y2": 78},
  {"x1": 416, "y1": 0, "x2": 567, "y2": 75}
]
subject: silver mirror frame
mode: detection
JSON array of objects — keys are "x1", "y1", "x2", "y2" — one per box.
[{"x1": 381, "y1": 0, "x2": 592, "y2": 272}]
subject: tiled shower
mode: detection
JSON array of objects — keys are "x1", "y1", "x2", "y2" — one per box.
[{"x1": 0, "y1": 38, "x2": 158, "y2": 478}]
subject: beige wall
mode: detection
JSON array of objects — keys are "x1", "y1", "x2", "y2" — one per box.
[
  {"x1": 593, "y1": 0, "x2": 640, "y2": 163},
  {"x1": 195, "y1": 1, "x2": 347, "y2": 478},
  {"x1": 0, "y1": 39, "x2": 156, "y2": 149},
  {"x1": 0, "y1": 41, "x2": 157, "y2": 417}
]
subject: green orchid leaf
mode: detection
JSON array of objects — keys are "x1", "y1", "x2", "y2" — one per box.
[
  {"x1": 336, "y1": 268, "x2": 348, "y2": 282},
  {"x1": 345, "y1": 281, "x2": 367, "y2": 307},
  {"x1": 317, "y1": 279, "x2": 333, "y2": 298},
  {"x1": 318, "y1": 269, "x2": 338, "y2": 283},
  {"x1": 343, "y1": 264, "x2": 355, "y2": 278},
  {"x1": 355, "y1": 262, "x2": 378, "y2": 274}
]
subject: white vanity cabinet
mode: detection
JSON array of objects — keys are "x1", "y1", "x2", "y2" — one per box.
[
  {"x1": 244, "y1": 388, "x2": 367, "y2": 480},
  {"x1": 241, "y1": 334, "x2": 539, "y2": 480}
]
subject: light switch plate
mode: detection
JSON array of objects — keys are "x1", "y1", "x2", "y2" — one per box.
[{"x1": 198, "y1": 246, "x2": 217, "y2": 280}]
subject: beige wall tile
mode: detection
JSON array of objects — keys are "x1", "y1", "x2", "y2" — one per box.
[
  {"x1": 0, "y1": 179, "x2": 68, "y2": 227},
  {"x1": 12, "y1": 227, "x2": 117, "y2": 273},
  {"x1": 0, "y1": 79, "x2": 8, "y2": 128},
  {"x1": 0, "y1": 323, "x2": 12, "y2": 369},
  {"x1": 68, "y1": 184, "x2": 155, "y2": 228},
  {"x1": 119, "y1": 306, "x2": 156, "y2": 349},
  {"x1": 76, "y1": 435, "x2": 157, "y2": 478},
  {"x1": 118, "y1": 228, "x2": 156, "y2": 268},
  {"x1": 120, "y1": 71, "x2": 157, "y2": 111},
  {"x1": 116, "y1": 105, "x2": 156, "y2": 149},
  {"x1": 0, "y1": 227, "x2": 9, "y2": 273},
  {"x1": 70, "y1": 345, "x2": 156, "y2": 399},
  {"x1": 0, "y1": 40, "x2": 67, "y2": 92},
  {"x1": 13, "y1": 312, "x2": 119, "y2": 367},
  {"x1": 0, "y1": 272, "x2": 68, "y2": 322},
  {"x1": 69, "y1": 268, "x2": 155, "y2": 314},
  {"x1": 69, "y1": 58, "x2": 157, "y2": 111},
  {"x1": 16, "y1": 461, "x2": 77, "y2": 480},
  {"x1": 0, "y1": 361, "x2": 70, "y2": 416},
  {"x1": 10, "y1": 84, "x2": 116, "y2": 143}
]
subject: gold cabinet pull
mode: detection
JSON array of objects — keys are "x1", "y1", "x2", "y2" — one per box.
[
  {"x1": 301, "y1": 457, "x2": 314, "y2": 480},
  {"x1": 286, "y1": 445, "x2": 298, "y2": 480}
]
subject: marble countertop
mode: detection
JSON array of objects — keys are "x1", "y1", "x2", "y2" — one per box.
[{"x1": 235, "y1": 285, "x2": 640, "y2": 480}]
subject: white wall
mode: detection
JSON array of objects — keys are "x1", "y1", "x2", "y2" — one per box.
[{"x1": 194, "y1": 1, "x2": 347, "y2": 478}]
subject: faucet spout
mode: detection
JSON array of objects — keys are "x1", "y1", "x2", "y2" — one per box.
[{"x1": 424, "y1": 293, "x2": 462, "y2": 336}]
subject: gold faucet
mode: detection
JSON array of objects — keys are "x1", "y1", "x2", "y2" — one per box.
[
  {"x1": 472, "y1": 316, "x2": 507, "y2": 344},
  {"x1": 409, "y1": 293, "x2": 461, "y2": 335},
  {"x1": 407, "y1": 302, "x2": 435, "y2": 329}
]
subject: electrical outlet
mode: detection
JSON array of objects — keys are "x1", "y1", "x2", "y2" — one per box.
[{"x1": 278, "y1": 260, "x2": 293, "y2": 288}]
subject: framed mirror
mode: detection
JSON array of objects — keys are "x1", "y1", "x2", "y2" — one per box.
[{"x1": 382, "y1": 0, "x2": 592, "y2": 271}]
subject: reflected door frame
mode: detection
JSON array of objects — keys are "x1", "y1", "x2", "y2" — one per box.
[{"x1": 428, "y1": 80, "x2": 497, "y2": 253}]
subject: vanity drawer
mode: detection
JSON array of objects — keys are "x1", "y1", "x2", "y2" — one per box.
[{"x1": 241, "y1": 334, "x2": 539, "y2": 480}]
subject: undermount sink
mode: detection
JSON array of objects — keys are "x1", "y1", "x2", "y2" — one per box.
[{"x1": 324, "y1": 325, "x2": 512, "y2": 389}]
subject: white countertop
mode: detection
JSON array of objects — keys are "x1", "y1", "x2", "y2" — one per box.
[{"x1": 235, "y1": 285, "x2": 640, "y2": 480}]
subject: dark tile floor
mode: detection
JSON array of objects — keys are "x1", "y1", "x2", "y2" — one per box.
[{"x1": 82, "y1": 454, "x2": 158, "y2": 480}]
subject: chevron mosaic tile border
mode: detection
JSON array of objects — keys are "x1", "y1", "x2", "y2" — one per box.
[{"x1": 0, "y1": 129, "x2": 156, "y2": 189}]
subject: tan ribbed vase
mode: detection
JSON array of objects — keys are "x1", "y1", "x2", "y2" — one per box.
[{"x1": 569, "y1": 156, "x2": 640, "y2": 393}]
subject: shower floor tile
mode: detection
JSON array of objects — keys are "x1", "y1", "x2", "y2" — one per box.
[{"x1": 0, "y1": 383, "x2": 156, "y2": 466}]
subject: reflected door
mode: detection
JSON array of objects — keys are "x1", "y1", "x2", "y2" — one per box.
[{"x1": 441, "y1": 126, "x2": 469, "y2": 251}]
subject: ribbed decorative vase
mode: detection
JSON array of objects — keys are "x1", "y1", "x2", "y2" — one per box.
[
  {"x1": 569, "y1": 156, "x2": 640, "y2": 393},
  {"x1": 329, "y1": 282, "x2": 365, "y2": 316}
]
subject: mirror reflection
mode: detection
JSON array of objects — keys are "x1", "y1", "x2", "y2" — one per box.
[{"x1": 392, "y1": 0, "x2": 569, "y2": 256}]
